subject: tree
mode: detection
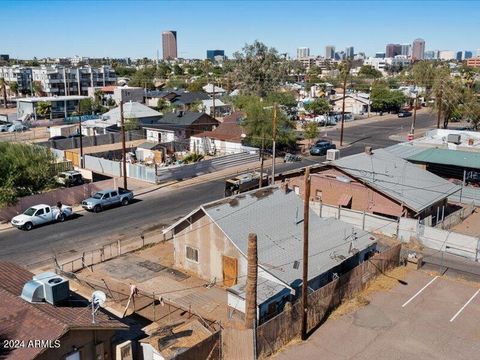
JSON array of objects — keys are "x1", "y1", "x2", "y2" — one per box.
[
  {"x1": 127, "y1": 67, "x2": 156, "y2": 89},
  {"x1": 8, "y1": 81, "x2": 18, "y2": 96},
  {"x1": 232, "y1": 40, "x2": 289, "y2": 97},
  {"x1": 464, "y1": 90, "x2": 480, "y2": 130},
  {"x1": 241, "y1": 96, "x2": 296, "y2": 148},
  {"x1": 412, "y1": 61, "x2": 436, "y2": 94},
  {"x1": 266, "y1": 91, "x2": 297, "y2": 108},
  {"x1": 36, "y1": 102, "x2": 51, "y2": 118},
  {"x1": 303, "y1": 122, "x2": 319, "y2": 146},
  {"x1": 358, "y1": 65, "x2": 382, "y2": 80},
  {"x1": 0, "y1": 143, "x2": 55, "y2": 207},
  {"x1": 124, "y1": 117, "x2": 140, "y2": 131},
  {"x1": 187, "y1": 79, "x2": 206, "y2": 92},
  {"x1": 156, "y1": 98, "x2": 170, "y2": 112},
  {"x1": 370, "y1": 84, "x2": 407, "y2": 113},
  {"x1": 32, "y1": 81, "x2": 43, "y2": 96},
  {"x1": 78, "y1": 98, "x2": 93, "y2": 115},
  {"x1": 304, "y1": 98, "x2": 331, "y2": 117},
  {"x1": 173, "y1": 64, "x2": 183, "y2": 76}
]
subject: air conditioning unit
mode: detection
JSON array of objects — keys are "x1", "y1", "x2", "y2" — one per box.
[
  {"x1": 33, "y1": 272, "x2": 69, "y2": 305},
  {"x1": 326, "y1": 149, "x2": 340, "y2": 161},
  {"x1": 447, "y1": 134, "x2": 461, "y2": 144}
]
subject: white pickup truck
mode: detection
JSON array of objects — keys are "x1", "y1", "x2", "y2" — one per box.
[{"x1": 11, "y1": 204, "x2": 73, "y2": 231}]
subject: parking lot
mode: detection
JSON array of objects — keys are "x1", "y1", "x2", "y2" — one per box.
[{"x1": 275, "y1": 270, "x2": 480, "y2": 360}]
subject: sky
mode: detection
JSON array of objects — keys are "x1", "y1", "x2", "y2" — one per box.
[{"x1": 2, "y1": 0, "x2": 480, "y2": 59}]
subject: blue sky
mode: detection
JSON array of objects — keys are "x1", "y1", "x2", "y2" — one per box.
[{"x1": 2, "y1": 0, "x2": 479, "y2": 59}]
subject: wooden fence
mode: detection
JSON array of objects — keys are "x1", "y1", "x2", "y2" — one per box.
[{"x1": 256, "y1": 244, "x2": 401, "y2": 358}]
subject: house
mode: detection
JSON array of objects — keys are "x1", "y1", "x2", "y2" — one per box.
[
  {"x1": 202, "y1": 83, "x2": 226, "y2": 97},
  {"x1": 17, "y1": 95, "x2": 89, "y2": 121},
  {"x1": 145, "y1": 111, "x2": 219, "y2": 144},
  {"x1": 0, "y1": 262, "x2": 127, "y2": 360},
  {"x1": 145, "y1": 90, "x2": 210, "y2": 109},
  {"x1": 144, "y1": 89, "x2": 179, "y2": 107},
  {"x1": 163, "y1": 186, "x2": 377, "y2": 322},
  {"x1": 100, "y1": 101, "x2": 162, "y2": 126},
  {"x1": 199, "y1": 99, "x2": 231, "y2": 117},
  {"x1": 330, "y1": 93, "x2": 371, "y2": 115},
  {"x1": 189, "y1": 111, "x2": 251, "y2": 155},
  {"x1": 288, "y1": 148, "x2": 459, "y2": 224}
]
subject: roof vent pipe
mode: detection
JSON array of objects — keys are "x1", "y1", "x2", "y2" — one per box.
[{"x1": 365, "y1": 146, "x2": 373, "y2": 155}]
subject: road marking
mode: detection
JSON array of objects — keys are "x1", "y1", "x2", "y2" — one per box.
[
  {"x1": 450, "y1": 289, "x2": 480, "y2": 322},
  {"x1": 402, "y1": 276, "x2": 439, "y2": 308}
]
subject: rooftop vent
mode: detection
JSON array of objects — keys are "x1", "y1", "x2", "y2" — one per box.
[{"x1": 365, "y1": 146, "x2": 373, "y2": 155}]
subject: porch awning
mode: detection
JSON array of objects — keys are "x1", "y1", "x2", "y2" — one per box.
[{"x1": 338, "y1": 194, "x2": 352, "y2": 207}]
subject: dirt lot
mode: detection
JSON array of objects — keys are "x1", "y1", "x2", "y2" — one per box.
[
  {"x1": 274, "y1": 269, "x2": 480, "y2": 360},
  {"x1": 451, "y1": 209, "x2": 480, "y2": 237}
]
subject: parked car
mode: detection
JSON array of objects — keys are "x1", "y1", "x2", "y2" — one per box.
[
  {"x1": 82, "y1": 188, "x2": 134, "y2": 213},
  {"x1": 398, "y1": 111, "x2": 413, "y2": 118},
  {"x1": 310, "y1": 141, "x2": 336, "y2": 156},
  {"x1": 0, "y1": 123, "x2": 12, "y2": 132},
  {"x1": 49, "y1": 135, "x2": 67, "y2": 141},
  {"x1": 56, "y1": 170, "x2": 85, "y2": 187},
  {"x1": 11, "y1": 203, "x2": 73, "y2": 231},
  {"x1": 8, "y1": 123, "x2": 27, "y2": 132}
]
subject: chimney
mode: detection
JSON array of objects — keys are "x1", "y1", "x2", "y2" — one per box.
[
  {"x1": 280, "y1": 180, "x2": 288, "y2": 194},
  {"x1": 365, "y1": 146, "x2": 373, "y2": 155},
  {"x1": 245, "y1": 233, "x2": 258, "y2": 329}
]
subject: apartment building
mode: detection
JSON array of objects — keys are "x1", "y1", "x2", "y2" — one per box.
[{"x1": 1, "y1": 65, "x2": 116, "y2": 96}]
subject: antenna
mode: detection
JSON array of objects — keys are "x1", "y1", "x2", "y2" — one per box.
[{"x1": 91, "y1": 290, "x2": 107, "y2": 324}]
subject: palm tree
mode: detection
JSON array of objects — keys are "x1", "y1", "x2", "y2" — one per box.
[{"x1": 0, "y1": 78, "x2": 7, "y2": 108}]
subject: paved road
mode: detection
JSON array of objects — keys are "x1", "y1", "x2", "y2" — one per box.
[{"x1": 0, "y1": 112, "x2": 438, "y2": 267}]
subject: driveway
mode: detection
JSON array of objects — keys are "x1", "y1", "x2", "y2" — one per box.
[{"x1": 274, "y1": 270, "x2": 480, "y2": 360}]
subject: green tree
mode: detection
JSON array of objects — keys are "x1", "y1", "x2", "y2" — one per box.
[
  {"x1": 358, "y1": 65, "x2": 382, "y2": 80},
  {"x1": 463, "y1": 91, "x2": 480, "y2": 130},
  {"x1": 187, "y1": 79, "x2": 207, "y2": 92},
  {"x1": 304, "y1": 98, "x2": 331, "y2": 117},
  {"x1": 124, "y1": 117, "x2": 140, "y2": 131},
  {"x1": 303, "y1": 122, "x2": 319, "y2": 146},
  {"x1": 128, "y1": 67, "x2": 156, "y2": 89},
  {"x1": 173, "y1": 64, "x2": 183, "y2": 76},
  {"x1": 370, "y1": 85, "x2": 407, "y2": 113},
  {"x1": 156, "y1": 98, "x2": 170, "y2": 112},
  {"x1": 78, "y1": 98, "x2": 93, "y2": 115},
  {"x1": 0, "y1": 143, "x2": 55, "y2": 206},
  {"x1": 266, "y1": 91, "x2": 297, "y2": 108},
  {"x1": 36, "y1": 102, "x2": 51, "y2": 118},
  {"x1": 9, "y1": 81, "x2": 18, "y2": 96},
  {"x1": 114, "y1": 66, "x2": 137, "y2": 77},
  {"x1": 232, "y1": 41, "x2": 289, "y2": 97},
  {"x1": 32, "y1": 81, "x2": 43, "y2": 96}
]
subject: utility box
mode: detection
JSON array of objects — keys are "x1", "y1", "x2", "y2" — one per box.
[
  {"x1": 447, "y1": 134, "x2": 461, "y2": 144},
  {"x1": 326, "y1": 149, "x2": 340, "y2": 161}
]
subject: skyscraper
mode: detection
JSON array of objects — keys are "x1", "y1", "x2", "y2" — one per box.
[
  {"x1": 345, "y1": 46, "x2": 354, "y2": 59},
  {"x1": 400, "y1": 44, "x2": 411, "y2": 57},
  {"x1": 325, "y1": 45, "x2": 335, "y2": 59},
  {"x1": 385, "y1": 44, "x2": 401, "y2": 58},
  {"x1": 206, "y1": 50, "x2": 225, "y2": 61},
  {"x1": 412, "y1": 38, "x2": 425, "y2": 60},
  {"x1": 162, "y1": 31, "x2": 177, "y2": 60},
  {"x1": 297, "y1": 47, "x2": 310, "y2": 59}
]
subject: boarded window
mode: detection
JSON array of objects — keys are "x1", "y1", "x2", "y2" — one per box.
[{"x1": 186, "y1": 246, "x2": 199, "y2": 262}]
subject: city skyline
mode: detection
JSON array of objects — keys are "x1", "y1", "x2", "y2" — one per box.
[{"x1": 1, "y1": 0, "x2": 479, "y2": 59}]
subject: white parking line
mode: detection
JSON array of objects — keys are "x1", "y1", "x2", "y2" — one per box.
[
  {"x1": 450, "y1": 289, "x2": 480, "y2": 322},
  {"x1": 402, "y1": 276, "x2": 439, "y2": 308}
]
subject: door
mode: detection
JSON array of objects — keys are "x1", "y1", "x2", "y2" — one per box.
[
  {"x1": 110, "y1": 190, "x2": 119, "y2": 204},
  {"x1": 34, "y1": 208, "x2": 50, "y2": 225},
  {"x1": 102, "y1": 192, "x2": 112, "y2": 206},
  {"x1": 223, "y1": 256, "x2": 238, "y2": 287}
]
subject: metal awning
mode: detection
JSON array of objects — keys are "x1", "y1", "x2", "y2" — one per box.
[{"x1": 338, "y1": 194, "x2": 352, "y2": 207}]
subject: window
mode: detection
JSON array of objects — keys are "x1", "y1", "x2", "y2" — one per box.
[
  {"x1": 35, "y1": 209, "x2": 45, "y2": 216},
  {"x1": 45, "y1": 207, "x2": 50, "y2": 213},
  {"x1": 111, "y1": 191, "x2": 118, "y2": 197},
  {"x1": 103, "y1": 193, "x2": 110, "y2": 199},
  {"x1": 186, "y1": 246, "x2": 199, "y2": 262}
]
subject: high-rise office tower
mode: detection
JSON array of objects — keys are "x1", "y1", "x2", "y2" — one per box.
[
  {"x1": 162, "y1": 31, "x2": 177, "y2": 60},
  {"x1": 412, "y1": 38, "x2": 425, "y2": 60},
  {"x1": 385, "y1": 44, "x2": 402, "y2": 58},
  {"x1": 345, "y1": 46, "x2": 354, "y2": 59},
  {"x1": 297, "y1": 47, "x2": 310, "y2": 59},
  {"x1": 325, "y1": 45, "x2": 335, "y2": 59}
]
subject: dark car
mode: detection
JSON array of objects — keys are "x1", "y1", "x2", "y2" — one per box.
[
  {"x1": 49, "y1": 135, "x2": 67, "y2": 141},
  {"x1": 398, "y1": 111, "x2": 413, "y2": 118},
  {"x1": 310, "y1": 141, "x2": 336, "y2": 156}
]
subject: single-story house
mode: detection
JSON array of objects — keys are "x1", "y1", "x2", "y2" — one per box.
[
  {"x1": 0, "y1": 262, "x2": 127, "y2": 360},
  {"x1": 189, "y1": 111, "x2": 252, "y2": 155},
  {"x1": 145, "y1": 111, "x2": 219, "y2": 144},
  {"x1": 331, "y1": 94, "x2": 371, "y2": 115},
  {"x1": 171, "y1": 91, "x2": 210, "y2": 108},
  {"x1": 163, "y1": 186, "x2": 377, "y2": 322},
  {"x1": 288, "y1": 148, "x2": 460, "y2": 225},
  {"x1": 100, "y1": 101, "x2": 162, "y2": 126},
  {"x1": 144, "y1": 89, "x2": 179, "y2": 107},
  {"x1": 202, "y1": 83, "x2": 226, "y2": 97},
  {"x1": 135, "y1": 141, "x2": 165, "y2": 163},
  {"x1": 200, "y1": 99, "x2": 231, "y2": 117}
]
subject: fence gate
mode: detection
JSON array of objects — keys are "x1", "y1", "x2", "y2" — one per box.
[{"x1": 222, "y1": 256, "x2": 238, "y2": 287}]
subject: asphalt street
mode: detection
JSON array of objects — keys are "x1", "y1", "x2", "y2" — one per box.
[{"x1": 0, "y1": 112, "x2": 438, "y2": 267}]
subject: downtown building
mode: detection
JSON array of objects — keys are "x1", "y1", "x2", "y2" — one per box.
[
  {"x1": 162, "y1": 30, "x2": 178, "y2": 60},
  {"x1": 385, "y1": 43, "x2": 402, "y2": 58},
  {"x1": 297, "y1": 47, "x2": 310, "y2": 59},
  {"x1": 412, "y1": 38, "x2": 425, "y2": 60},
  {"x1": 325, "y1": 45, "x2": 335, "y2": 59}
]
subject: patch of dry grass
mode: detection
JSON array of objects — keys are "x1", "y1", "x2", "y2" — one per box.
[{"x1": 330, "y1": 266, "x2": 409, "y2": 319}]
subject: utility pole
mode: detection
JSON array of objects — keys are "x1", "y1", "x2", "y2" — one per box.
[
  {"x1": 120, "y1": 98, "x2": 128, "y2": 190},
  {"x1": 410, "y1": 94, "x2": 418, "y2": 136},
  {"x1": 437, "y1": 82, "x2": 443, "y2": 129},
  {"x1": 339, "y1": 62, "x2": 349, "y2": 147},
  {"x1": 259, "y1": 134, "x2": 265, "y2": 189},
  {"x1": 271, "y1": 104, "x2": 277, "y2": 185},
  {"x1": 301, "y1": 166, "x2": 311, "y2": 341},
  {"x1": 78, "y1": 116, "x2": 84, "y2": 168},
  {"x1": 245, "y1": 233, "x2": 258, "y2": 330},
  {"x1": 212, "y1": 82, "x2": 216, "y2": 119}
]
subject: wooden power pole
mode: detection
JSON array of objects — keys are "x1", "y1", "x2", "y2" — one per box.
[
  {"x1": 78, "y1": 117, "x2": 84, "y2": 168},
  {"x1": 301, "y1": 166, "x2": 311, "y2": 340},
  {"x1": 339, "y1": 68, "x2": 348, "y2": 147},
  {"x1": 410, "y1": 95, "x2": 418, "y2": 136},
  {"x1": 245, "y1": 233, "x2": 258, "y2": 329},
  {"x1": 436, "y1": 83, "x2": 443, "y2": 129},
  {"x1": 271, "y1": 104, "x2": 277, "y2": 185},
  {"x1": 120, "y1": 99, "x2": 128, "y2": 190},
  {"x1": 259, "y1": 134, "x2": 265, "y2": 189}
]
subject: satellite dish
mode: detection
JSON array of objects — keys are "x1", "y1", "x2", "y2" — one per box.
[{"x1": 91, "y1": 290, "x2": 106, "y2": 307}]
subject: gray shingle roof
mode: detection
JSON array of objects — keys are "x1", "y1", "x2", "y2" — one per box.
[
  {"x1": 201, "y1": 187, "x2": 376, "y2": 287},
  {"x1": 228, "y1": 275, "x2": 289, "y2": 303},
  {"x1": 332, "y1": 149, "x2": 460, "y2": 213},
  {"x1": 158, "y1": 111, "x2": 214, "y2": 126}
]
